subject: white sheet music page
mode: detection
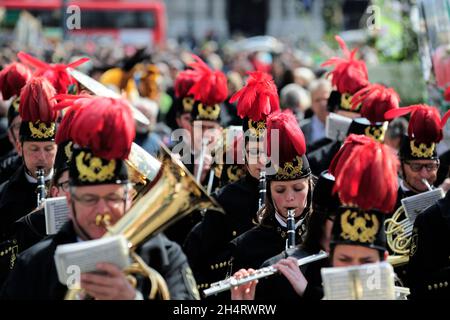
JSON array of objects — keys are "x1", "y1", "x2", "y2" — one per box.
[
  {"x1": 44, "y1": 197, "x2": 70, "y2": 235},
  {"x1": 54, "y1": 235, "x2": 131, "y2": 285}
]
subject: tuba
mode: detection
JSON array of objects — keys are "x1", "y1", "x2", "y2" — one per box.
[{"x1": 65, "y1": 143, "x2": 224, "y2": 299}]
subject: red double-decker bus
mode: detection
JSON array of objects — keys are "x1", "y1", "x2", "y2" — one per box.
[{"x1": 0, "y1": 0, "x2": 166, "y2": 47}]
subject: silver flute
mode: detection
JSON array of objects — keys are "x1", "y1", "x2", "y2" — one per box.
[{"x1": 203, "y1": 250, "x2": 329, "y2": 297}]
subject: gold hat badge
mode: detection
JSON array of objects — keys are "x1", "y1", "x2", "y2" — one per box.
[
  {"x1": 340, "y1": 209, "x2": 379, "y2": 244},
  {"x1": 75, "y1": 151, "x2": 116, "y2": 183}
]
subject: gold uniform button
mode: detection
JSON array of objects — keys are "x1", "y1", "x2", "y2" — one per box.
[
  {"x1": 428, "y1": 285, "x2": 432, "y2": 290},
  {"x1": 210, "y1": 265, "x2": 214, "y2": 270},
  {"x1": 445, "y1": 282, "x2": 449, "y2": 287},
  {"x1": 232, "y1": 231, "x2": 237, "y2": 237},
  {"x1": 440, "y1": 283, "x2": 443, "y2": 288},
  {"x1": 434, "y1": 284, "x2": 438, "y2": 289},
  {"x1": 215, "y1": 264, "x2": 219, "y2": 269}
]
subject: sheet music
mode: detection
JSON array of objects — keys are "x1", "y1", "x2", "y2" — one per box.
[
  {"x1": 54, "y1": 235, "x2": 131, "y2": 285},
  {"x1": 401, "y1": 188, "x2": 444, "y2": 224},
  {"x1": 321, "y1": 262, "x2": 395, "y2": 300},
  {"x1": 44, "y1": 197, "x2": 70, "y2": 235},
  {"x1": 325, "y1": 112, "x2": 353, "y2": 141}
]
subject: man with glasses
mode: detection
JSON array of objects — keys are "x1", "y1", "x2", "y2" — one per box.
[
  {"x1": 1, "y1": 96, "x2": 199, "y2": 300},
  {"x1": 382, "y1": 105, "x2": 447, "y2": 208}
]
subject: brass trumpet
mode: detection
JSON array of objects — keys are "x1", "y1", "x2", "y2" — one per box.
[{"x1": 64, "y1": 143, "x2": 224, "y2": 300}]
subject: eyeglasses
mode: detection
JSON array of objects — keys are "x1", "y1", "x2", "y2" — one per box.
[
  {"x1": 71, "y1": 192, "x2": 126, "y2": 207},
  {"x1": 404, "y1": 161, "x2": 439, "y2": 172},
  {"x1": 57, "y1": 180, "x2": 70, "y2": 192}
]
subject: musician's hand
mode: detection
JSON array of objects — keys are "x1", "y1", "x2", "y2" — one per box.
[
  {"x1": 80, "y1": 263, "x2": 136, "y2": 300},
  {"x1": 439, "y1": 178, "x2": 450, "y2": 193},
  {"x1": 196, "y1": 153, "x2": 213, "y2": 184},
  {"x1": 274, "y1": 257, "x2": 308, "y2": 297},
  {"x1": 230, "y1": 268, "x2": 258, "y2": 300}
]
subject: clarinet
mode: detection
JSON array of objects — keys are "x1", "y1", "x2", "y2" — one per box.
[
  {"x1": 258, "y1": 169, "x2": 266, "y2": 210},
  {"x1": 36, "y1": 168, "x2": 47, "y2": 207},
  {"x1": 203, "y1": 250, "x2": 329, "y2": 297},
  {"x1": 286, "y1": 208, "x2": 296, "y2": 250}
]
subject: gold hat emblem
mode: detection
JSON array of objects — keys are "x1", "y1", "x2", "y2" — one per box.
[
  {"x1": 226, "y1": 165, "x2": 245, "y2": 183},
  {"x1": 275, "y1": 156, "x2": 304, "y2": 180},
  {"x1": 28, "y1": 121, "x2": 56, "y2": 139},
  {"x1": 182, "y1": 97, "x2": 194, "y2": 113},
  {"x1": 197, "y1": 103, "x2": 220, "y2": 120},
  {"x1": 75, "y1": 151, "x2": 116, "y2": 183},
  {"x1": 12, "y1": 97, "x2": 20, "y2": 111},
  {"x1": 364, "y1": 122, "x2": 388, "y2": 142},
  {"x1": 248, "y1": 120, "x2": 266, "y2": 137},
  {"x1": 340, "y1": 209, "x2": 379, "y2": 244},
  {"x1": 340, "y1": 93, "x2": 360, "y2": 111},
  {"x1": 410, "y1": 139, "x2": 435, "y2": 158},
  {"x1": 64, "y1": 141, "x2": 73, "y2": 163}
]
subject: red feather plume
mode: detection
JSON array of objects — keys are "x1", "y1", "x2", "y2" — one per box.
[
  {"x1": 65, "y1": 96, "x2": 135, "y2": 160},
  {"x1": 19, "y1": 77, "x2": 57, "y2": 123},
  {"x1": 53, "y1": 93, "x2": 92, "y2": 144},
  {"x1": 229, "y1": 71, "x2": 280, "y2": 121},
  {"x1": 321, "y1": 36, "x2": 369, "y2": 95},
  {"x1": 266, "y1": 110, "x2": 306, "y2": 163},
  {"x1": 174, "y1": 69, "x2": 200, "y2": 98},
  {"x1": 444, "y1": 86, "x2": 450, "y2": 102},
  {"x1": 384, "y1": 104, "x2": 443, "y2": 144},
  {"x1": 330, "y1": 134, "x2": 399, "y2": 213},
  {"x1": 0, "y1": 62, "x2": 32, "y2": 99},
  {"x1": 18, "y1": 51, "x2": 89, "y2": 94},
  {"x1": 187, "y1": 55, "x2": 228, "y2": 105},
  {"x1": 351, "y1": 83, "x2": 400, "y2": 123}
]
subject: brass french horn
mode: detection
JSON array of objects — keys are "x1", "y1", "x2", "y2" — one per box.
[
  {"x1": 64, "y1": 143, "x2": 224, "y2": 300},
  {"x1": 385, "y1": 205, "x2": 411, "y2": 267},
  {"x1": 385, "y1": 179, "x2": 435, "y2": 267}
]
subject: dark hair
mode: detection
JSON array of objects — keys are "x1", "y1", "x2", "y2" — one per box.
[
  {"x1": 386, "y1": 117, "x2": 408, "y2": 140},
  {"x1": 51, "y1": 168, "x2": 68, "y2": 189},
  {"x1": 329, "y1": 245, "x2": 385, "y2": 264},
  {"x1": 258, "y1": 176, "x2": 314, "y2": 228},
  {"x1": 301, "y1": 206, "x2": 331, "y2": 253}
]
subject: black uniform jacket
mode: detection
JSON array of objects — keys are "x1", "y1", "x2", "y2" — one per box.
[
  {"x1": 0, "y1": 152, "x2": 21, "y2": 185},
  {"x1": 0, "y1": 207, "x2": 46, "y2": 287},
  {"x1": 183, "y1": 175, "x2": 260, "y2": 293},
  {"x1": 228, "y1": 215, "x2": 307, "y2": 276},
  {"x1": 0, "y1": 221, "x2": 200, "y2": 300},
  {"x1": 254, "y1": 246, "x2": 328, "y2": 301},
  {"x1": 0, "y1": 165, "x2": 38, "y2": 240},
  {"x1": 306, "y1": 139, "x2": 341, "y2": 176},
  {"x1": 408, "y1": 190, "x2": 450, "y2": 299}
]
